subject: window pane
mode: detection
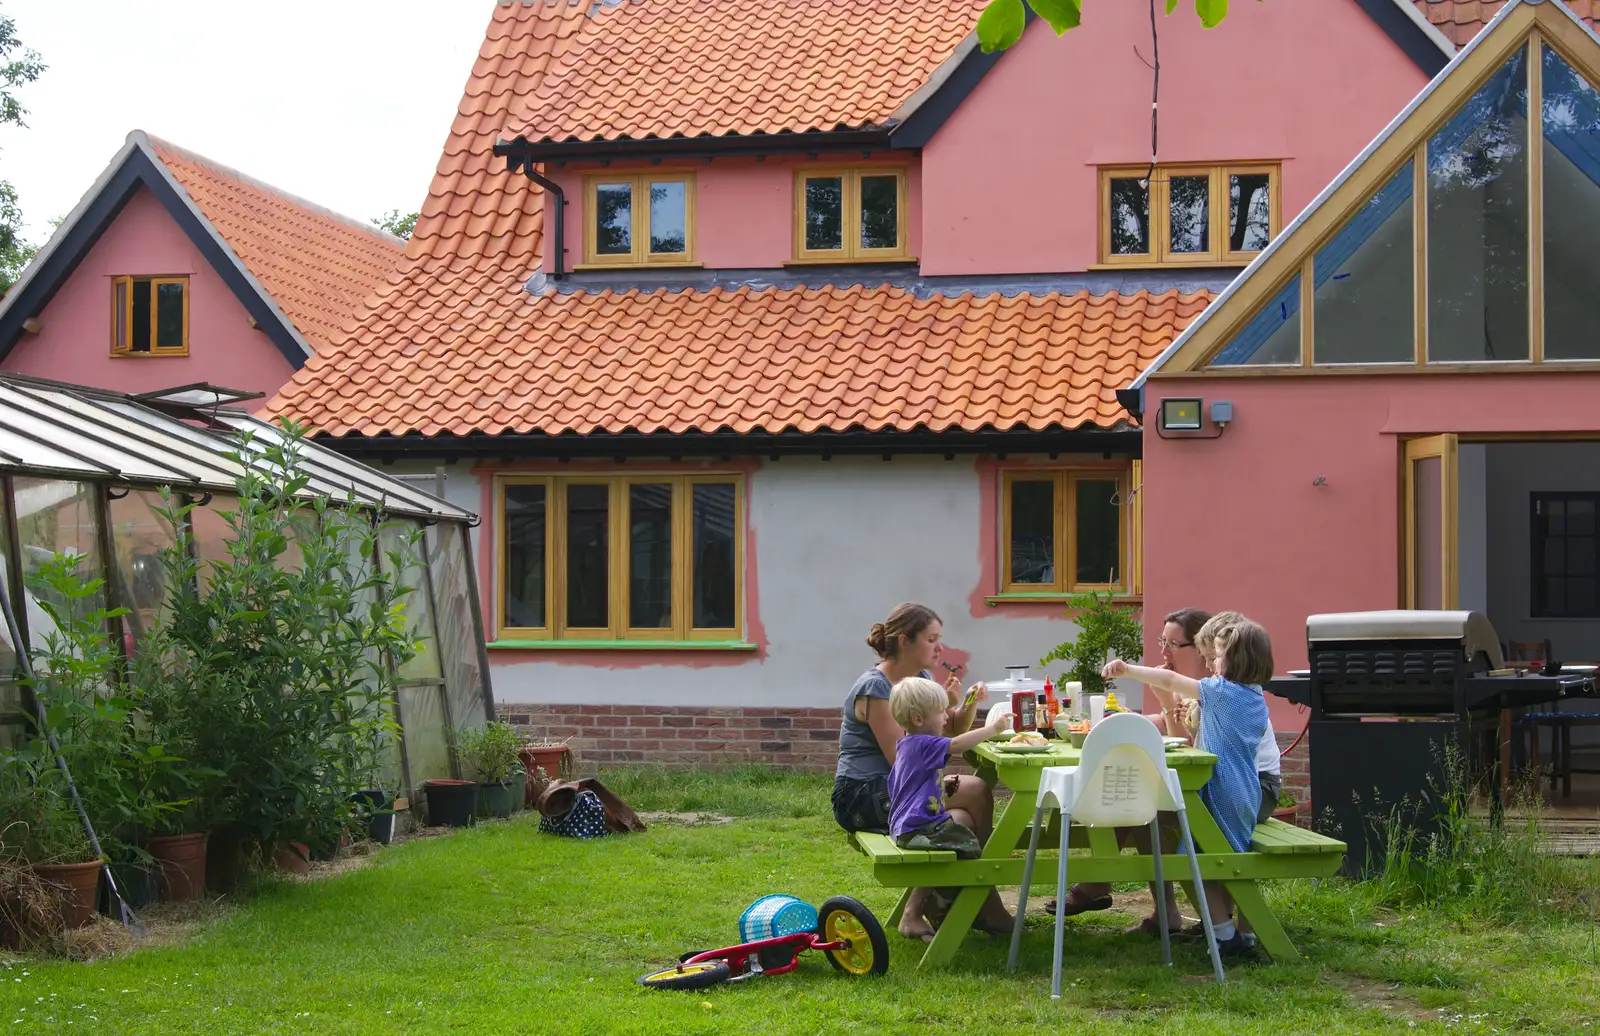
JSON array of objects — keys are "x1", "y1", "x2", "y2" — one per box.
[
  {"x1": 504, "y1": 484, "x2": 546, "y2": 628},
  {"x1": 1008, "y1": 480, "x2": 1055, "y2": 585},
  {"x1": 1228, "y1": 173, "x2": 1272, "y2": 252},
  {"x1": 1168, "y1": 175, "x2": 1211, "y2": 254},
  {"x1": 13, "y1": 478, "x2": 105, "y2": 629},
  {"x1": 131, "y1": 279, "x2": 151, "y2": 352},
  {"x1": 1210, "y1": 273, "x2": 1301, "y2": 366},
  {"x1": 1109, "y1": 177, "x2": 1150, "y2": 255},
  {"x1": 155, "y1": 282, "x2": 184, "y2": 348},
  {"x1": 859, "y1": 175, "x2": 899, "y2": 250},
  {"x1": 648, "y1": 181, "x2": 687, "y2": 255},
  {"x1": 1571, "y1": 497, "x2": 1595, "y2": 535},
  {"x1": 594, "y1": 182, "x2": 633, "y2": 256},
  {"x1": 1413, "y1": 456, "x2": 1442, "y2": 610},
  {"x1": 692, "y1": 483, "x2": 736, "y2": 629},
  {"x1": 565, "y1": 484, "x2": 609, "y2": 629},
  {"x1": 804, "y1": 177, "x2": 843, "y2": 251},
  {"x1": 1313, "y1": 160, "x2": 1415, "y2": 364},
  {"x1": 1074, "y1": 480, "x2": 1121, "y2": 586},
  {"x1": 628, "y1": 483, "x2": 673, "y2": 629},
  {"x1": 1540, "y1": 44, "x2": 1600, "y2": 359},
  {"x1": 1427, "y1": 49, "x2": 1528, "y2": 362},
  {"x1": 113, "y1": 279, "x2": 128, "y2": 351}
]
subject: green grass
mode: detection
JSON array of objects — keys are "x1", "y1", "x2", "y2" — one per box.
[{"x1": 3, "y1": 769, "x2": 1598, "y2": 1034}]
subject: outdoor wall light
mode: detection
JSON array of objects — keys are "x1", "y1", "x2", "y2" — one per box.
[
  {"x1": 1159, "y1": 397, "x2": 1203, "y2": 432},
  {"x1": 1210, "y1": 400, "x2": 1234, "y2": 425}
]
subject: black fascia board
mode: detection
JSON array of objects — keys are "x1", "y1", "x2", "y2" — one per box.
[
  {"x1": 1354, "y1": 0, "x2": 1450, "y2": 76},
  {"x1": 493, "y1": 129, "x2": 893, "y2": 165},
  {"x1": 0, "y1": 147, "x2": 308, "y2": 368},
  {"x1": 889, "y1": 9, "x2": 1036, "y2": 149}
]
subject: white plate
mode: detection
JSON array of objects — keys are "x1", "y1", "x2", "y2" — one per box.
[
  {"x1": 1286, "y1": 669, "x2": 1310, "y2": 678},
  {"x1": 1162, "y1": 736, "x2": 1188, "y2": 749}
]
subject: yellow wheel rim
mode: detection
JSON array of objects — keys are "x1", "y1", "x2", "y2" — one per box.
[
  {"x1": 823, "y1": 909, "x2": 875, "y2": 975},
  {"x1": 641, "y1": 963, "x2": 722, "y2": 985}
]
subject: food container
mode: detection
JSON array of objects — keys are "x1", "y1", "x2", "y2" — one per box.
[
  {"x1": 1010, "y1": 689, "x2": 1038, "y2": 732},
  {"x1": 1088, "y1": 694, "x2": 1107, "y2": 727}
]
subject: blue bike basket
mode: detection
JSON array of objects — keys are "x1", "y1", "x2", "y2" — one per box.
[{"x1": 738, "y1": 894, "x2": 818, "y2": 943}]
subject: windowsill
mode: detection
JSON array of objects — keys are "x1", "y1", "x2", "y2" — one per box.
[
  {"x1": 570, "y1": 261, "x2": 704, "y2": 271},
  {"x1": 984, "y1": 593, "x2": 1142, "y2": 607},
  {"x1": 487, "y1": 638, "x2": 758, "y2": 651},
  {"x1": 1089, "y1": 260, "x2": 1252, "y2": 271},
  {"x1": 782, "y1": 256, "x2": 917, "y2": 267},
  {"x1": 111, "y1": 350, "x2": 189, "y2": 358}
]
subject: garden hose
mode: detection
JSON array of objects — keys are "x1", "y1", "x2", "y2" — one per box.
[{"x1": 0, "y1": 579, "x2": 145, "y2": 936}]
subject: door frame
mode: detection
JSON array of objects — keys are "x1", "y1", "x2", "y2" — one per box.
[{"x1": 1402, "y1": 433, "x2": 1459, "y2": 610}]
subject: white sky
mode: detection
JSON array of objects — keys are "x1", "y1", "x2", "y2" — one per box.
[{"x1": 0, "y1": 0, "x2": 493, "y2": 242}]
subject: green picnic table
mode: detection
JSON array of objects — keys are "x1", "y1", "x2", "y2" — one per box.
[{"x1": 847, "y1": 738, "x2": 1346, "y2": 970}]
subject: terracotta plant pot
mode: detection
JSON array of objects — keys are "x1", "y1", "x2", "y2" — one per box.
[
  {"x1": 271, "y1": 842, "x2": 312, "y2": 874},
  {"x1": 1272, "y1": 800, "x2": 1308, "y2": 825},
  {"x1": 520, "y1": 744, "x2": 570, "y2": 786},
  {"x1": 144, "y1": 832, "x2": 207, "y2": 902},
  {"x1": 32, "y1": 860, "x2": 103, "y2": 931}
]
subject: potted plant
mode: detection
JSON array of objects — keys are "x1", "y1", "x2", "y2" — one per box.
[
  {"x1": 0, "y1": 764, "x2": 100, "y2": 942},
  {"x1": 519, "y1": 738, "x2": 572, "y2": 791},
  {"x1": 457, "y1": 723, "x2": 525, "y2": 819},
  {"x1": 1272, "y1": 791, "x2": 1307, "y2": 824},
  {"x1": 1040, "y1": 591, "x2": 1145, "y2": 699}
]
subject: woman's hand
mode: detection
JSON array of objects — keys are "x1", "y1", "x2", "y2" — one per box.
[
  {"x1": 1101, "y1": 658, "x2": 1129, "y2": 680},
  {"x1": 964, "y1": 681, "x2": 988, "y2": 708},
  {"x1": 944, "y1": 672, "x2": 963, "y2": 706}
]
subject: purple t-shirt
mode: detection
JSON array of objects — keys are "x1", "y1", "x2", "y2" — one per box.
[{"x1": 887, "y1": 733, "x2": 953, "y2": 839}]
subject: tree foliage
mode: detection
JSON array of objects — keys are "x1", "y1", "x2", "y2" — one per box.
[
  {"x1": 0, "y1": 7, "x2": 46, "y2": 295},
  {"x1": 372, "y1": 208, "x2": 419, "y2": 240},
  {"x1": 977, "y1": 0, "x2": 1237, "y2": 53}
]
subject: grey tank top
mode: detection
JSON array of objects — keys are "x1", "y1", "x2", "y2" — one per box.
[{"x1": 835, "y1": 667, "x2": 929, "y2": 781}]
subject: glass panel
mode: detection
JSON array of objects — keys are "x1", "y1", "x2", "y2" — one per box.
[
  {"x1": 594, "y1": 182, "x2": 633, "y2": 256},
  {"x1": 1210, "y1": 273, "x2": 1301, "y2": 366},
  {"x1": 1074, "y1": 480, "x2": 1121, "y2": 586},
  {"x1": 692, "y1": 483, "x2": 736, "y2": 630},
  {"x1": 1168, "y1": 175, "x2": 1211, "y2": 254},
  {"x1": 429, "y1": 524, "x2": 488, "y2": 731},
  {"x1": 0, "y1": 489, "x2": 23, "y2": 747},
  {"x1": 1413, "y1": 456, "x2": 1443, "y2": 610},
  {"x1": 1427, "y1": 50, "x2": 1529, "y2": 362},
  {"x1": 1572, "y1": 497, "x2": 1596, "y2": 535},
  {"x1": 399, "y1": 683, "x2": 453, "y2": 802},
  {"x1": 565, "y1": 484, "x2": 609, "y2": 629},
  {"x1": 1109, "y1": 176, "x2": 1151, "y2": 255},
  {"x1": 1540, "y1": 44, "x2": 1600, "y2": 359},
  {"x1": 113, "y1": 279, "x2": 128, "y2": 351},
  {"x1": 1228, "y1": 173, "x2": 1272, "y2": 252},
  {"x1": 155, "y1": 282, "x2": 184, "y2": 348},
  {"x1": 380, "y1": 521, "x2": 441, "y2": 682},
  {"x1": 13, "y1": 478, "x2": 104, "y2": 630},
  {"x1": 108, "y1": 490, "x2": 177, "y2": 642},
  {"x1": 804, "y1": 177, "x2": 843, "y2": 251},
  {"x1": 1313, "y1": 160, "x2": 1415, "y2": 364},
  {"x1": 503, "y1": 483, "x2": 546, "y2": 629},
  {"x1": 1008, "y1": 479, "x2": 1055, "y2": 585},
  {"x1": 647, "y1": 181, "x2": 687, "y2": 255},
  {"x1": 628, "y1": 483, "x2": 673, "y2": 629},
  {"x1": 131, "y1": 280, "x2": 151, "y2": 352},
  {"x1": 859, "y1": 175, "x2": 899, "y2": 250}
]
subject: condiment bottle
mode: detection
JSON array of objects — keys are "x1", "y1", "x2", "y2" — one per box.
[
  {"x1": 1042, "y1": 677, "x2": 1058, "y2": 727},
  {"x1": 1011, "y1": 688, "x2": 1037, "y2": 732},
  {"x1": 1064, "y1": 681, "x2": 1083, "y2": 721}
]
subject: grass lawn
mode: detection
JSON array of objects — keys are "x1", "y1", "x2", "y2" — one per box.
[{"x1": 3, "y1": 767, "x2": 1598, "y2": 1034}]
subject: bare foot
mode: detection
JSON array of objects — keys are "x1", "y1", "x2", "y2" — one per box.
[{"x1": 897, "y1": 917, "x2": 936, "y2": 943}]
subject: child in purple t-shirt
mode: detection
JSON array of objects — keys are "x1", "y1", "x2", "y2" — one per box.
[{"x1": 888, "y1": 677, "x2": 1010, "y2": 858}]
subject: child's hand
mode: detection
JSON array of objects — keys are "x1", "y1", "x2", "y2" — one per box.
[
  {"x1": 988, "y1": 705, "x2": 1012, "y2": 730},
  {"x1": 1102, "y1": 658, "x2": 1129, "y2": 680}
]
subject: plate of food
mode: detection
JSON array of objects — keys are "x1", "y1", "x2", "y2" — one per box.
[
  {"x1": 1162, "y1": 736, "x2": 1188, "y2": 750},
  {"x1": 993, "y1": 731, "x2": 1052, "y2": 753}
]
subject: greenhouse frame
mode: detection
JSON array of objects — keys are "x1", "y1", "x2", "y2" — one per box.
[{"x1": 0, "y1": 373, "x2": 494, "y2": 805}]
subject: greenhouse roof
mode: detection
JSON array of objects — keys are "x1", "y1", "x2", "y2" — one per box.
[{"x1": 0, "y1": 374, "x2": 474, "y2": 524}]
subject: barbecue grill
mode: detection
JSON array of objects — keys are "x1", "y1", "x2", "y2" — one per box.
[{"x1": 1265, "y1": 610, "x2": 1596, "y2": 875}]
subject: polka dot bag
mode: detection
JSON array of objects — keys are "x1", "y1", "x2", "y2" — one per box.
[{"x1": 538, "y1": 788, "x2": 610, "y2": 839}]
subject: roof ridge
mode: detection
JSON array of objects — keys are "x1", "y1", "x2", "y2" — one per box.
[{"x1": 136, "y1": 130, "x2": 408, "y2": 246}]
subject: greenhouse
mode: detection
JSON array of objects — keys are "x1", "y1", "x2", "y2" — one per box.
[{"x1": 0, "y1": 373, "x2": 494, "y2": 808}]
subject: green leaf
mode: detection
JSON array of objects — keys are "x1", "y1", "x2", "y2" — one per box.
[
  {"x1": 1167, "y1": 0, "x2": 1179, "y2": 12},
  {"x1": 977, "y1": 0, "x2": 1027, "y2": 53},
  {"x1": 1194, "y1": 0, "x2": 1228, "y2": 28},
  {"x1": 1028, "y1": 0, "x2": 1080, "y2": 35}
]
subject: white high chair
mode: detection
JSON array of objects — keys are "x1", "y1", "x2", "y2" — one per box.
[{"x1": 1005, "y1": 711, "x2": 1226, "y2": 991}]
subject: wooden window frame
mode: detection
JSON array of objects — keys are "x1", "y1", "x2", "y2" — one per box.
[
  {"x1": 1098, "y1": 164, "x2": 1281, "y2": 268},
  {"x1": 999, "y1": 468, "x2": 1133, "y2": 595},
  {"x1": 792, "y1": 166, "x2": 909, "y2": 263},
  {"x1": 494, "y1": 473, "x2": 743, "y2": 642},
  {"x1": 110, "y1": 274, "x2": 189, "y2": 357},
  {"x1": 580, "y1": 172, "x2": 698, "y2": 268}
]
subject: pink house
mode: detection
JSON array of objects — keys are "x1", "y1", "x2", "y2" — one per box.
[
  {"x1": 269, "y1": 0, "x2": 1457, "y2": 774},
  {"x1": 0, "y1": 131, "x2": 406, "y2": 405}
]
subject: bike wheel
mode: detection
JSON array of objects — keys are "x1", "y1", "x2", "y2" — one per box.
[
  {"x1": 817, "y1": 896, "x2": 889, "y2": 977},
  {"x1": 637, "y1": 961, "x2": 731, "y2": 991}
]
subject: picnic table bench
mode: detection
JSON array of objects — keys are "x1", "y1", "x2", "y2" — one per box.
[{"x1": 846, "y1": 740, "x2": 1346, "y2": 970}]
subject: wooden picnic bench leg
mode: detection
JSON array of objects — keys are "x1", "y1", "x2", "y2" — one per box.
[
  {"x1": 917, "y1": 884, "x2": 988, "y2": 970},
  {"x1": 887, "y1": 888, "x2": 911, "y2": 929},
  {"x1": 1180, "y1": 788, "x2": 1298, "y2": 963}
]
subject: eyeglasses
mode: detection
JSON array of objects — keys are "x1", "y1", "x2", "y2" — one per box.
[{"x1": 1158, "y1": 637, "x2": 1194, "y2": 650}]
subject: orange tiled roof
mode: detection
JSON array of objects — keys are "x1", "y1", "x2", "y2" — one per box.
[
  {"x1": 148, "y1": 136, "x2": 406, "y2": 355},
  {"x1": 500, "y1": 0, "x2": 988, "y2": 144},
  {"x1": 1410, "y1": 0, "x2": 1599, "y2": 46},
  {"x1": 274, "y1": 284, "x2": 1212, "y2": 438}
]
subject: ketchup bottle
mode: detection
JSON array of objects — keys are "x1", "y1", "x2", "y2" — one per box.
[{"x1": 1042, "y1": 676, "x2": 1058, "y2": 729}]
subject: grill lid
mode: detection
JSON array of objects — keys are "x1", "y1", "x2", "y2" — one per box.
[{"x1": 1305, "y1": 610, "x2": 1503, "y2": 669}]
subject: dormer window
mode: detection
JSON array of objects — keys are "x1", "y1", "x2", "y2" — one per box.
[
  {"x1": 793, "y1": 167, "x2": 908, "y2": 262},
  {"x1": 1099, "y1": 163, "x2": 1279, "y2": 267},
  {"x1": 582, "y1": 173, "x2": 696, "y2": 266},
  {"x1": 111, "y1": 275, "x2": 188, "y2": 356}
]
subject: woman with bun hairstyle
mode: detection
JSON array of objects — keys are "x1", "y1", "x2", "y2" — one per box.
[{"x1": 833, "y1": 602, "x2": 1012, "y2": 941}]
